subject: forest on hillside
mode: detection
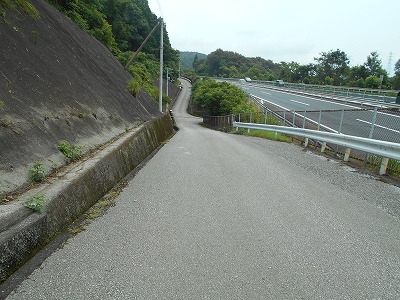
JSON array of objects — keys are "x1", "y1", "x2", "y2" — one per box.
[
  {"x1": 2, "y1": 0, "x2": 399, "y2": 90},
  {"x1": 1, "y1": 0, "x2": 180, "y2": 104},
  {"x1": 192, "y1": 49, "x2": 400, "y2": 90}
]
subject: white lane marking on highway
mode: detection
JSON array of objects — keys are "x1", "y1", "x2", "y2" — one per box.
[
  {"x1": 251, "y1": 95, "x2": 289, "y2": 111},
  {"x1": 290, "y1": 99, "x2": 310, "y2": 106},
  {"x1": 261, "y1": 87, "x2": 359, "y2": 109},
  {"x1": 377, "y1": 111, "x2": 400, "y2": 119},
  {"x1": 262, "y1": 92, "x2": 271, "y2": 95},
  {"x1": 251, "y1": 94, "x2": 338, "y2": 133},
  {"x1": 356, "y1": 119, "x2": 400, "y2": 134}
]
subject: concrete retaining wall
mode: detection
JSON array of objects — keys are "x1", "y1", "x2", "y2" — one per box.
[{"x1": 0, "y1": 114, "x2": 174, "y2": 282}]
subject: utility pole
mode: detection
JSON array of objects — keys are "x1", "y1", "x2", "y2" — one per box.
[
  {"x1": 159, "y1": 18, "x2": 164, "y2": 113},
  {"x1": 178, "y1": 53, "x2": 181, "y2": 78},
  {"x1": 166, "y1": 67, "x2": 172, "y2": 97}
]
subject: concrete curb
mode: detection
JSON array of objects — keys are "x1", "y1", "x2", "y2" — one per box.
[{"x1": 0, "y1": 114, "x2": 174, "y2": 282}]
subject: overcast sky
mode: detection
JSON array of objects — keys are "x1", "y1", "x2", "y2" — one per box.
[{"x1": 148, "y1": 0, "x2": 399, "y2": 74}]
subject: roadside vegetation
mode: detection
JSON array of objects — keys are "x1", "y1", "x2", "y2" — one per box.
[
  {"x1": 2, "y1": 0, "x2": 178, "y2": 103},
  {"x1": 25, "y1": 195, "x2": 47, "y2": 213},
  {"x1": 235, "y1": 129, "x2": 292, "y2": 143},
  {"x1": 187, "y1": 49, "x2": 400, "y2": 90},
  {"x1": 192, "y1": 78, "x2": 259, "y2": 116},
  {"x1": 46, "y1": 0, "x2": 179, "y2": 103},
  {"x1": 0, "y1": 0, "x2": 39, "y2": 21},
  {"x1": 29, "y1": 162, "x2": 46, "y2": 183}
]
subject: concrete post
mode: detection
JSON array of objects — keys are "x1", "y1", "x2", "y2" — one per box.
[
  {"x1": 344, "y1": 148, "x2": 351, "y2": 162},
  {"x1": 379, "y1": 158, "x2": 389, "y2": 175}
]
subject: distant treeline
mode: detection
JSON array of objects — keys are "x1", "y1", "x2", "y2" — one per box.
[{"x1": 191, "y1": 48, "x2": 400, "y2": 90}]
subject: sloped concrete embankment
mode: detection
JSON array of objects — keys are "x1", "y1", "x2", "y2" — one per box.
[{"x1": 0, "y1": 114, "x2": 174, "y2": 282}]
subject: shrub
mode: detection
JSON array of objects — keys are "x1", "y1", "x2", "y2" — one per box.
[
  {"x1": 58, "y1": 140, "x2": 83, "y2": 161},
  {"x1": 128, "y1": 78, "x2": 141, "y2": 97},
  {"x1": 25, "y1": 195, "x2": 47, "y2": 213},
  {"x1": 29, "y1": 162, "x2": 46, "y2": 183}
]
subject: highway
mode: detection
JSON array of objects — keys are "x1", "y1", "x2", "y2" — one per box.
[
  {"x1": 237, "y1": 83, "x2": 400, "y2": 144},
  {"x1": 5, "y1": 79, "x2": 400, "y2": 299}
]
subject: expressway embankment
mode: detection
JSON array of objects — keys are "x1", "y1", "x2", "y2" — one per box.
[{"x1": 0, "y1": 114, "x2": 175, "y2": 283}]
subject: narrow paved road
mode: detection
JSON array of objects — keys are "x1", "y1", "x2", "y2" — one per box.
[{"x1": 6, "y1": 79, "x2": 400, "y2": 299}]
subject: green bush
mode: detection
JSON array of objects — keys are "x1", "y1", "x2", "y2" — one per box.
[
  {"x1": 58, "y1": 140, "x2": 83, "y2": 161},
  {"x1": 25, "y1": 195, "x2": 47, "y2": 213},
  {"x1": 192, "y1": 79, "x2": 256, "y2": 116},
  {"x1": 128, "y1": 78, "x2": 141, "y2": 97},
  {"x1": 29, "y1": 162, "x2": 46, "y2": 183}
]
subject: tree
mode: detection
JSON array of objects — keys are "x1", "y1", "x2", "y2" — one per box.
[
  {"x1": 314, "y1": 49, "x2": 350, "y2": 85},
  {"x1": 392, "y1": 59, "x2": 400, "y2": 90},
  {"x1": 347, "y1": 65, "x2": 368, "y2": 86},
  {"x1": 365, "y1": 76, "x2": 381, "y2": 89},
  {"x1": 192, "y1": 79, "x2": 254, "y2": 116},
  {"x1": 364, "y1": 51, "x2": 384, "y2": 77}
]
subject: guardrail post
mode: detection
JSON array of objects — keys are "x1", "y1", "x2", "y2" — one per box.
[
  {"x1": 304, "y1": 138, "x2": 309, "y2": 147},
  {"x1": 344, "y1": 148, "x2": 351, "y2": 162},
  {"x1": 283, "y1": 111, "x2": 286, "y2": 125},
  {"x1": 379, "y1": 157, "x2": 389, "y2": 175},
  {"x1": 321, "y1": 142, "x2": 327, "y2": 153},
  {"x1": 302, "y1": 111, "x2": 306, "y2": 128}
]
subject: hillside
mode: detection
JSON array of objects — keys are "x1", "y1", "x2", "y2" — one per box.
[
  {"x1": 0, "y1": 0, "x2": 165, "y2": 197},
  {"x1": 180, "y1": 51, "x2": 207, "y2": 69}
]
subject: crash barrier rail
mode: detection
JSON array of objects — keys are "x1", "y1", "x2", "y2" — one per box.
[
  {"x1": 217, "y1": 77, "x2": 400, "y2": 108},
  {"x1": 233, "y1": 122, "x2": 400, "y2": 175},
  {"x1": 249, "y1": 95, "x2": 400, "y2": 144},
  {"x1": 202, "y1": 112, "x2": 400, "y2": 175}
]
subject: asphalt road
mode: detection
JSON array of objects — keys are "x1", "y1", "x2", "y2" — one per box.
[
  {"x1": 6, "y1": 79, "x2": 400, "y2": 299},
  {"x1": 239, "y1": 83, "x2": 400, "y2": 143}
]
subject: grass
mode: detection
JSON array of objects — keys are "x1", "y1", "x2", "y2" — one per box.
[
  {"x1": 58, "y1": 140, "x2": 83, "y2": 162},
  {"x1": 235, "y1": 128, "x2": 292, "y2": 143},
  {"x1": 368, "y1": 155, "x2": 400, "y2": 178}
]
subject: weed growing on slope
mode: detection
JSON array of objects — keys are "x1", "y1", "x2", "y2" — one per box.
[
  {"x1": 25, "y1": 195, "x2": 47, "y2": 213},
  {"x1": 58, "y1": 140, "x2": 83, "y2": 162},
  {"x1": 29, "y1": 162, "x2": 46, "y2": 183},
  {"x1": 128, "y1": 78, "x2": 141, "y2": 97}
]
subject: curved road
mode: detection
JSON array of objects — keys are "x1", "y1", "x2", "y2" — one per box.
[{"x1": 6, "y1": 79, "x2": 400, "y2": 299}]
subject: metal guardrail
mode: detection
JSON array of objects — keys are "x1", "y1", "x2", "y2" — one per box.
[
  {"x1": 216, "y1": 77, "x2": 400, "y2": 109},
  {"x1": 233, "y1": 121, "x2": 400, "y2": 175}
]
